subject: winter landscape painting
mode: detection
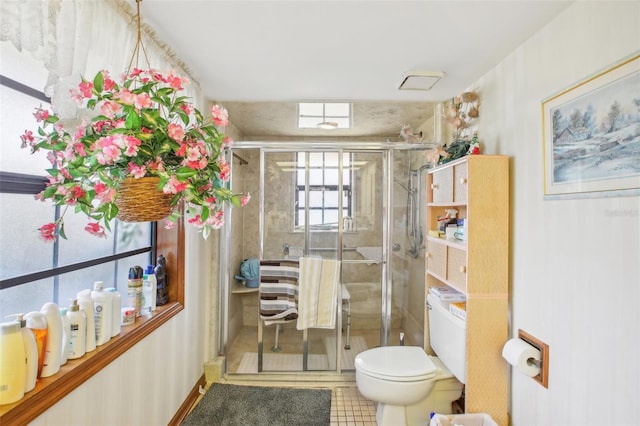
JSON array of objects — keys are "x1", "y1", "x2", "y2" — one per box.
[{"x1": 543, "y1": 54, "x2": 640, "y2": 198}]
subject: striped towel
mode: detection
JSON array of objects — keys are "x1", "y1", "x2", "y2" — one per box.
[
  {"x1": 259, "y1": 260, "x2": 300, "y2": 326},
  {"x1": 296, "y1": 257, "x2": 341, "y2": 330}
]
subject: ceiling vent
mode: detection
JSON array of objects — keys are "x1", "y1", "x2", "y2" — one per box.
[{"x1": 398, "y1": 71, "x2": 445, "y2": 91}]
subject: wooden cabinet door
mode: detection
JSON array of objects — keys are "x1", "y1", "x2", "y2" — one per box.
[
  {"x1": 453, "y1": 162, "x2": 468, "y2": 204},
  {"x1": 432, "y1": 166, "x2": 453, "y2": 204}
]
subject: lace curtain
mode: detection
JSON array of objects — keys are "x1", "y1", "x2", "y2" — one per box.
[{"x1": 1, "y1": 0, "x2": 201, "y2": 117}]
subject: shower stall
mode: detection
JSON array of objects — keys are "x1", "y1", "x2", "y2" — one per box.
[{"x1": 218, "y1": 141, "x2": 432, "y2": 376}]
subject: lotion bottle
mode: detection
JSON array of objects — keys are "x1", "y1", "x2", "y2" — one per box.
[
  {"x1": 0, "y1": 322, "x2": 26, "y2": 405},
  {"x1": 24, "y1": 311, "x2": 47, "y2": 378},
  {"x1": 66, "y1": 299, "x2": 86, "y2": 360},
  {"x1": 105, "y1": 287, "x2": 122, "y2": 337},
  {"x1": 77, "y1": 289, "x2": 96, "y2": 352},
  {"x1": 40, "y1": 302, "x2": 62, "y2": 378},
  {"x1": 91, "y1": 281, "x2": 112, "y2": 346},
  {"x1": 6, "y1": 314, "x2": 38, "y2": 393},
  {"x1": 59, "y1": 307, "x2": 70, "y2": 365}
]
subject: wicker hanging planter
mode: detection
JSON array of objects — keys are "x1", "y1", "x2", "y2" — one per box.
[{"x1": 115, "y1": 177, "x2": 174, "y2": 223}]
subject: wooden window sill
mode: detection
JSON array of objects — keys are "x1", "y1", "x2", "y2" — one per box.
[{"x1": 0, "y1": 302, "x2": 184, "y2": 425}]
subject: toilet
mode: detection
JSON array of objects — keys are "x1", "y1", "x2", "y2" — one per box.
[{"x1": 355, "y1": 294, "x2": 466, "y2": 426}]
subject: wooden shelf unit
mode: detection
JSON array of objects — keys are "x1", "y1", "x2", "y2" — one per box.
[{"x1": 424, "y1": 155, "x2": 509, "y2": 426}]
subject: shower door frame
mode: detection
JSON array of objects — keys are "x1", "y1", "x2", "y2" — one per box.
[{"x1": 219, "y1": 141, "x2": 433, "y2": 374}]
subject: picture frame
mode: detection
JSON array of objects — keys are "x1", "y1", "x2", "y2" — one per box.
[{"x1": 542, "y1": 53, "x2": 640, "y2": 199}]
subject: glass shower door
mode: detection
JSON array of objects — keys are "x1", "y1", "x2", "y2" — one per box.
[{"x1": 260, "y1": 149, "x2": 386, "y2": 372}]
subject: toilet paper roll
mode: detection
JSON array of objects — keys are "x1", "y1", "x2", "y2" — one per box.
[{"x1": 502, "y1": 338, "x2": 541, "y2": 377}]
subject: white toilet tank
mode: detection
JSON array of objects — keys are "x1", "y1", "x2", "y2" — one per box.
[{"x1": 427, "y1": 293, "x2": 466, "y2": 384}]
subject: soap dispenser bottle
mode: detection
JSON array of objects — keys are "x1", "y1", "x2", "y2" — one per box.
[
  {"x1": 0, "y1": 321, "x2": 26, "y2": 405},
  {"x1": 66, "y1": 299, "x2": 86, "y2": 360},
  {"x1": 59, "y1": 307, "x2": 70, "y2": 366},
  {"x1": 40, "y1": 302, "x2": 62, "y2": 378},
  {"x1": 24, "y1": 311, "x2": 47, "y2": 378},
  {"x1": 105, "y1": 287, "x2": 122, "y2": 337},
  {"x1": 77, "y1": 289, "x2": 96, "y2": 352},
  {"x1": 6, "y1": 314, "x2": 38, "y2": 393},
  {"x1": 91, "y1": 281, "x2": 113, "y2": 346}
]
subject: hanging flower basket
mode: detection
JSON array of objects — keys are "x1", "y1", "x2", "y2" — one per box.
[{"x1": 115, "y1": 177, "x2": 174, "y2": 223}]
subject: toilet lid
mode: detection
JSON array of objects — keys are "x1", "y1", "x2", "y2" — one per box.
[{"x1": 355, "y1": 346, "x2": 437, "y2": 382}]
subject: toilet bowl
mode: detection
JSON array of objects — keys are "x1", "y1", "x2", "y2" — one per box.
[{"x1": 355, "y1": 346, "x2": 463, "y2": 426}]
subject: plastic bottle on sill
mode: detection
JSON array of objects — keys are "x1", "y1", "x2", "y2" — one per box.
[
  {"x1": 40, "y1": 302, "x2": 63, "y2": 378},
  {"x1": 24, "y1": 311, "x2": 47, "y2": 378},
  {"x1": 5, "y1": 314, "x2": 38, "y2": 393},
  {"x1": 66, "y1": 299, "x2": 86, "y2": 360},
  {"x1": 141, "y1": 265, "x2": 157, "y2": 316},
  {"x1": 0, "y1": 321, "x2": 26, "y2": 405},
  {"x1": 91, "y1": 281, "x2": 113, "y2": 346},
  {"x1": 105, "y1": 287, "x2": 122, "y2": 337},
  {"x1": 59, "y1": 307, "x2": 70, "y2": 366},
  {"x1": 77, "y1": 289, "x2": 96, "y2": 353}
]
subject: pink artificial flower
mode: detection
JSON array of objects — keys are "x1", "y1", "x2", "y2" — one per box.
[
  {"x1": 116, "y1": 88, "x2": 135, "y2": 105},
  {"x1": 206, "y1": 210, "x2": 225, "y2": 229},
  {"x1": 162, "y1": 175, "x2": 188, "y2": 194},
  {"x1": 166, "y1": 72, "x2": 186, "y2": 90},
  {"x1": 20, "y1": 130, "x2": 34, "y2": 148},
  {"x1": 73, "y1": 142, "x2": 87, "y2": 157},
  {"x1": 60, "y1": 168, "x2": 73, "y2": 180},
  {"x1": 179, "y1": 103, "x2": 193, "y2": 115},
  {"x1": 33, "y1": 107, "x2": 49, "y2": 122},
  {"x1": 93, "y1": 135, "x2": 122, "y2": 165},
  {"x1": 39, "y1": 223, "x2": 57, "y2": 242},
  {"x1": 94, "y1": 182, "x2": 117, "y2": 203},
  {"x1": 129, "y1": 68, "x2": 144, "y2": 78},
  {"x1": 85, "y1": 222, "x2": 106, "y2": 238},
  {"x1": 69, "y1": 89, "x2": 83, "y2": 103},
  {"x1": 241, "y1": 193, "x2": 251, "y2": 206},
  {"x1": 164, "y1": 220, "x2": 175, "y2": 230},
  {"x1": 210, "y1": 104, "x2": 229, "y2": 127},
  {"x1": 123, "y1": 136, "x2": 142, "y2": 156},
  {"x1": 218, "y1": 159, "x2": 230, "y2": 182},
  {"x1": 100, "y1": 100, "x2": 122, "y2": 118},
  {"x1": 79, "y1": 81, "x2": 93, "y2": 98},
  {"x1": 168, "y1": 123, "x2": 185, "y2": 141},
  {"x1": 128, "y1": 163, "x2": 147, "y2": 178},
  {"x1": 134, "y1": 93, "x2": 152, "y2": 109},
  {"x1": 188, "y1": 215, "x2": 204, "y2": 227},
  {"x1": 101, "y1": 70, "x2": 116, "y2": 91},
  {"x1": 222, "y1": 135, "x2": 234, "y2": 148}
]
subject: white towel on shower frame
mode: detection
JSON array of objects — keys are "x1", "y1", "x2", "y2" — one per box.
[{"x1": 297, "y1": 257, "x2": 340, "y2": 330}]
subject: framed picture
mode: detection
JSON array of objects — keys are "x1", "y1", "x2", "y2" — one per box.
[{"x1": 542, "y1": 53, "x2": 640, "y2": 199}]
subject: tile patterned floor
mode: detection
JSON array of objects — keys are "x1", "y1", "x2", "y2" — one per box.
[{"x1": 330, "y1": 386, "x2": 377, "y2": 426}]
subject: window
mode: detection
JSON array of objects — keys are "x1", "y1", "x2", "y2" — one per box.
[
  {"x1": 294, "y1": 152, "x2": 352, "y2": 230},
  {"x1": 0, "y1": 49, "x2": 184, "y2": 425},
  {"x1": 298, "y1": 102, "x2": 351, "y2": 129}
]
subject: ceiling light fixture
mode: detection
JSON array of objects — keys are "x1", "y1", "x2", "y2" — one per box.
[
  {"x1": 316, "y1": 121, "x2": 339, "y2": 130},
  {"x1": 398, "y1": 70, "x2": 445, "y2": 91}
]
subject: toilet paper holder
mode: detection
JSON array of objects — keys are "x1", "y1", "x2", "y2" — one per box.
[{"x1": 512, "y1": 329, "x2": 549, "y2": 388}]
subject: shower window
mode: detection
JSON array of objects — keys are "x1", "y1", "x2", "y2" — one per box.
[{"x1": 294, "y1": 152, "x2": 352, "y2": 230}]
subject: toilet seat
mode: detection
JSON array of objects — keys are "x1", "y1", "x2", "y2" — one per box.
[{"x1": 355, "y1": 346, "x2": 437, "y2": 382}]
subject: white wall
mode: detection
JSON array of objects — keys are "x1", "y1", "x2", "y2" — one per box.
[
  {"x1": 474, "y1": 2, "x2": 639, "y2": 424},
  {"x1": 32, "y1": 226, "x2": 209, "y2": 425}
]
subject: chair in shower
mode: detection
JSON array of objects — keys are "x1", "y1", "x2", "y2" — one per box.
[{"x1": 257, "y1": 259, "x2": 307, "y2": 372}]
